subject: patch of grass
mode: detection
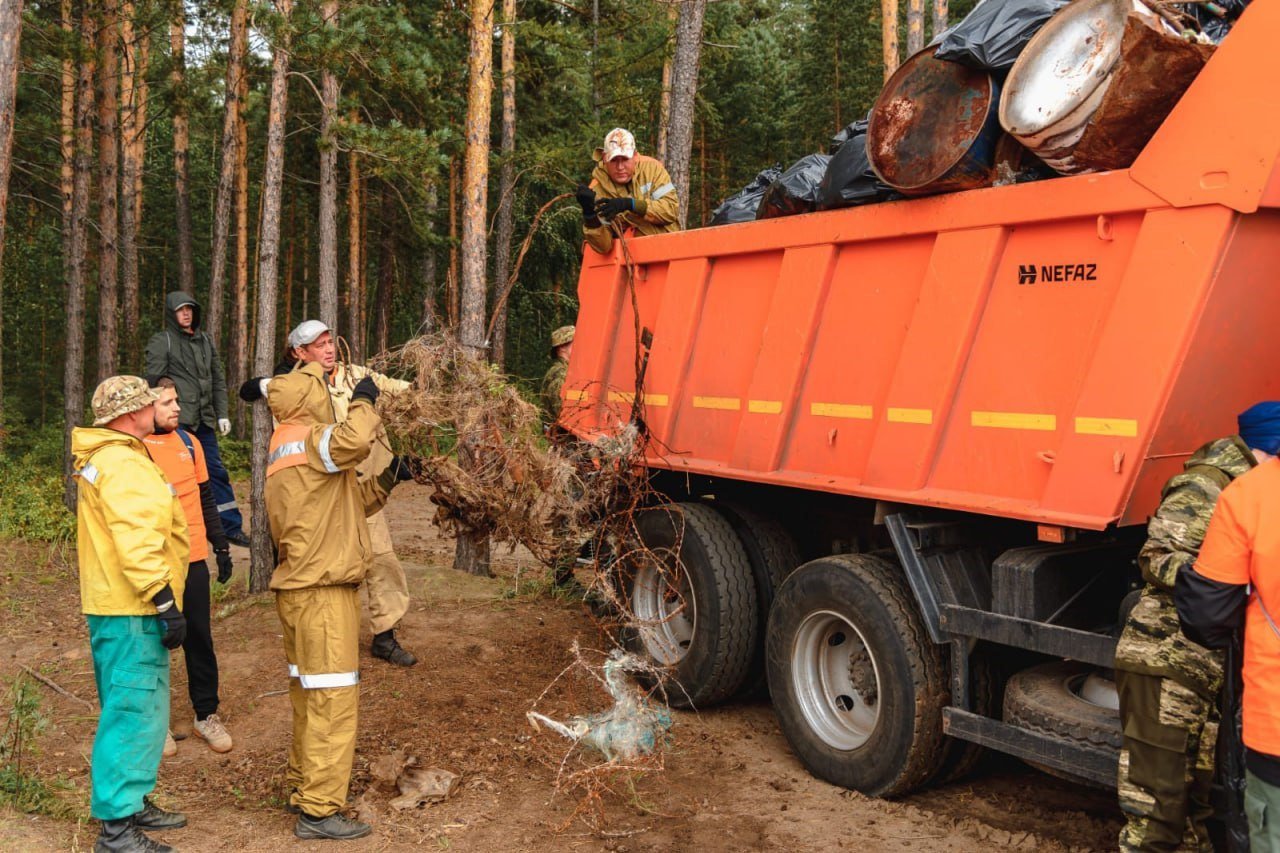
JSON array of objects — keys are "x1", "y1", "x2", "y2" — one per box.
[{"x1": 0, "y1": 675, "x2": 75, "y2": 819}]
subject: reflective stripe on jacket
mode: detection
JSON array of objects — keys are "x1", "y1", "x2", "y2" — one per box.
[{"x1": 72, "y1": 428, "x2": 189, "y2": 614}]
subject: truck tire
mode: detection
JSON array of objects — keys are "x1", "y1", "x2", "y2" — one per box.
[
  {"x1": 766, "y1": 554, "x2": 946, "y2": 797},
  {"x1": 709, "y1": 500, "x2": 800, "y2": 697},
  {"x1": 619, "y1": 502, "x2": 759, "y2": 709},
  {"x1": 929, "y1": 651, "x2": 1000, "y2": 786},
  {"x1": 1003, "y1": 661, "x2": 1121, "y2": 787}
]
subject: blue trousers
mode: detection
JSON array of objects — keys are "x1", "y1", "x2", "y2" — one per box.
[
  {"x1": 87, "y1": 615, "x2": 169, "y2": 821},
  {"x1": 192, "y1": 423, "x2": 244, "y2": 539}
]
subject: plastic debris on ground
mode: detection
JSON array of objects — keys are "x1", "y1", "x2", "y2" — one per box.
[
  {"x1": 755, "y1": 154, "x2": 831, "y2": 220},
  {"x1": 527, "y1": 648, "x2": 673, "y2": 762},
  {"x1": 935, "y1": 0, "x2": 1070, "y2": 72},
  {"x1": 819, "y1": 119, "x2": 897, "y2": 208},
  {"x1": 710, "y1": 165, "x2": 782, "y2": 226}
]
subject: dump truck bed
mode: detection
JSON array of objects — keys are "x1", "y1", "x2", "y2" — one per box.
[{"x1": 563, "y1": 2, "x2": 1280, "y2": 531}]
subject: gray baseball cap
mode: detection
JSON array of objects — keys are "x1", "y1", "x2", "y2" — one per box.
[{"x1": 288, "y1": 319, "x2": 331, "y2": 349}]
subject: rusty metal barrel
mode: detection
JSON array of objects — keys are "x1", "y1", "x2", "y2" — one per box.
[{"x1": 867, "y1": 49, "x2": 1003, "y2": 196}]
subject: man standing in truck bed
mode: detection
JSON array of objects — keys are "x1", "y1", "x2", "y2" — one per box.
[
  {"x1": 575, "y1": 128, "x2": 680, "y2": 254},
  {"x1": 1113, "y1": 403, "x2": 1280, "y2": 851}
]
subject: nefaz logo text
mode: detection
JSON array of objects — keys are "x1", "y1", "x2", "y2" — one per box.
[{"x1": 1017, "y1": 263, "x2": 1098, "y2": 285}]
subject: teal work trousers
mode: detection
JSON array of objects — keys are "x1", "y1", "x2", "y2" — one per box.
[{"x1": 87, "y1": 615, "x2": 169, "y2": 820}]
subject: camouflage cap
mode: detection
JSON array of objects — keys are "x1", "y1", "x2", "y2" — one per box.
[
  {"x1": 92, "y1": 375, "x2": 161, "y2": 426},
  {"x1": 550, "y1": 325, "x2": 575, "y2": 348}
]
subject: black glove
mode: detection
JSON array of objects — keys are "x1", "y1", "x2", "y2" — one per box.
[
  {"x1": 352, "y1": 375, "x2": 380, "y2": 406},
  {"x1": 239, "y1": 376, "x2": 268, "y2": 402},
  {"x1": 215, "y1": 549, "x2": 234, "y2": 585},
  {"x1": 595, "y1": 197, "x2": 634, "y2": 219},
  {"x1": 576, "y1": 184, "x2": 601, "y2": 227},
  {"x1": 377, "y1": 454, "x2": 422, "y2": 492},
  {"x1": 152, "y1": 585, "x2": 187, "y2": 650},
  {"x1": 273, "y1": 355, "x2": 299, "y2": 375}
]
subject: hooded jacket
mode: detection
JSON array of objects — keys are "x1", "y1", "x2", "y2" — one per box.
[
  {"x1": 265, "y1": 361, "x2": 390, "y2": 590},
  {"x1": 584, "y1": 154, "x2": 680, "y2": 254},
  {"x1": 72, "y1": 427, "x2": 189, "y2": 615},
  {"x1": 144, "y1": 292, "x2": 229, "y2": 429}
]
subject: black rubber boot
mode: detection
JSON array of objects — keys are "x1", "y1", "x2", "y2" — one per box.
[
  {"x1": 371, "y1": 630, "x2": 417, "y2": 667},
  {"x1": 94, "y1": 819, "x2": 174, "y2": 853},
  {"x1": 133, "y1": 797, "x2": 188, "y2": 830},
  {"x1": 294, "y1": 813, "x2": 372, "y2": 841}
]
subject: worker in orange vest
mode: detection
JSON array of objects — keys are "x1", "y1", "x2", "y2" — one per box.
[{"x1": 1177, "y1": 402, "x2": 1280, "y2": 851}]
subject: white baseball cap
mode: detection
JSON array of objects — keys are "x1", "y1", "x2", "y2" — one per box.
[
  {"x1": 599, "y1": 128, "x2": 636, "y2": 161},
  {"x1": 288, "y1": 319, "x2": 332, "y2": 349}
]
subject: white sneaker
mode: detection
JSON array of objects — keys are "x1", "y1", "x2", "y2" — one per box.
[
  {"x1": 193, "y1": 713, "x2": 233, "y2": 753},
  {"x1": 163, "y1": 730, "x2": 177, "y2": 758}
]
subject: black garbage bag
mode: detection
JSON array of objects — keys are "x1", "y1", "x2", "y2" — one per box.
[
  {"x1": 935, "y1": 0, "x2": 1069, "y2": 73},
  {"x1": 1215, "y1": 631, "x2": 1249, "y2": 852},
  {"x1": 1196, "y1": 0, "x2": 1249, "y2": 44},
  {"x1": 818, "y1": 120, "x2": 894, "y2": 208},
  {"x1": 756, "y1": 154, "x2": 831, "y2": 220},
  {"x1": 709, "y1": 165, "x2": 783, "y2": 226}
]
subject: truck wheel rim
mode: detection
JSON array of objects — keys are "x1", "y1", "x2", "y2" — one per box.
[
  {"x1": 632, "y1": 553, "x2": 695, "y2": 667},
  {"x1": 791, "y1": 610, "x2": 881, "y2": 751}
]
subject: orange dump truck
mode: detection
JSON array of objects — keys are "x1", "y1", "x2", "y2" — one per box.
[{"x1": 560, "y1": 3, "x2": 1280, "y2": 796}]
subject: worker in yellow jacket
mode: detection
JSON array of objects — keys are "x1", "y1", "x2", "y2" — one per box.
[
  {"x1": 257, "y1": 361, "x2": 415, "y2": 840},
  {"x1": 72, "y1": 375, "x2": 190, "y2": 853},
  {"x1": 283, "y1": 320, "x2": 417, "y2": 666},
  {"x1": 576, "y1": 127, "x2": 680, "y2": 254}
]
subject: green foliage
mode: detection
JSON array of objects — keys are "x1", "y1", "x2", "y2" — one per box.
[
  {"x1": 217, "y1": 436, "x2": 252, "y2": 480},
  {"x1": 0, "y1": 424, "x2": 73, "y2": 543},
  {"x1": 0, "y1": 674, "x2": 74, "y2": 818}
]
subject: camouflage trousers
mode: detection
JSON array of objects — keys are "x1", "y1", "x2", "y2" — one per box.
[{"x1": 1116, "y1": 669, "x2": 1219, "y2": 852}]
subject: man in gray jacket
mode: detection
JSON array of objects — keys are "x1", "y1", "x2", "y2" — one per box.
[{"x1": 145, "y1": 291, "x2": 247, "y2": 547}]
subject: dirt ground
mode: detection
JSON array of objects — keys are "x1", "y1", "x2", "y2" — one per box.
[{"x1": 0, "y1": 483, "x2": 1123, "y2": 852}]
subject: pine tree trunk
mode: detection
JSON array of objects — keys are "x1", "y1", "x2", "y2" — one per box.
[
  {"x1": 60, "y1": 0, "x2": 74, "y2": 295},
  {"x1": 64, "y1": 0, "x2": 94, "y2": 510},
  {"x1": 932, "y1": 0, "x2": 948, "y2": 39},
  {"x1": 491, "y1": 0, "x2": 515, "y2": 369},
  {"x1": 231, "y1": 62, "x2": 249, "y2": 429},
  {"x1": 882, "y1": 0, "x2": 900, "y2": 80},
  {"x1": 456, "y1": 0, "x2": 494, "y2": 577},
  {"x1": 666, "y1": 0, "x2": 706, "y2": 229},
  {"x1": 119, "y1": 0, "x2": 142, "y2": 366},
  {"x1": 0, "y1": 0, "x2": 24, "y2": 435},
  {"x1": 207, "y1": 0, "x2": 247, "y2": 347},
  {"x1": 373, "y1": 183, "x2": 394, "y2": 356},
  {"x1": 447, "y1": 156, "x2": 458, "y2": 327},
  {"x1": 655, "y1": 1, "x2": 676, "y2": 163},
  {"x1": 420, "y1": 180, "x2": 438, "y2": 331},
  {"x1": 346, "y1": 149, "x2": 363, "y2": 359},
  {"x1": 96, "y1": 0, "x2": 119, "y2": 381},
  {"x1": 317, "y1": 0, "x2": 339, "y2": 330},
  {"x1": 249, "y1": 0, "x2": 293, "y2": 593},
  {"x1": 170, "y1": 0, "x2": 193, "y2": 296},
  {"x1": 907, "y1": 0, "x2": 924, "y2": 55}
]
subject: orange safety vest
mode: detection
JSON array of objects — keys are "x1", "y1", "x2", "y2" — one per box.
[{"x1": 267, "y1": 424, "x2": 311, "y2": 477}]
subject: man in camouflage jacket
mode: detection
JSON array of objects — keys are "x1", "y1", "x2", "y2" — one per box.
[{"x1": 1114, "y1": 428, "x2": 1268, "y2": 851}]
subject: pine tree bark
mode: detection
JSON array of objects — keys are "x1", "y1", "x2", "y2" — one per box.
[
  {"x1": 119, "y1": 0, "x2": 143, "y2": 366},
  {"x1": 447, "y1": 156, "x2": 458, "y2": 327},
  {"x1": 882, "y1": 0, "x2": 900, "y2": 80},
  {"x1": 317, "y1": 0, "x2": 339, "y2": 330},
  {"x1": 655, "y1": 1, "x2": 676, "y2": 163},
  {"x1": 420, "y1": 180, "x2": 438, "y2": 331},
  {"x1": 207, "y1": 0, "x2": 247, "y2": 347},
  {"x1": 346, "y1": 149, "x2": 363, "y2": 359},
  {"x1": 932, "y1": 0, "x2": 948, "y2": 39},
  {"x1": 373, "y1": 183, "x2": 395, "y2": 356},
  {"x1": 666, "y1": 0, "x2": 706, "y2": 229},
  {"x1": 231, "y1": 62, "x2": 249, "y2": 429},
  {"x1": 64, "y1": 0, "x2": 95, "y2": 510},
  {"x1": 249, "y1": 0, "x2": 293, "y2": 593},
  {"x1": 170, "y1": 0, "x2": 193, "y2": 295},
  {"x1": 456, "y1": 0, "x2": 495, "y2": 577},
  {"x1": 907, "y1": 0, "x2": 924, "y2": 55},
  {"x1": 96, "y1": 0, "x2": 120, "y2": 381},
  {"x1": 490, "y1": 0, "x2": 515, "y2": 369},
  {"x1": 60, "y1": 0, "x2": 74, "y2": 293},
  {"x1": 0, "y1": 0, "x2": 25, "y2": 434}
]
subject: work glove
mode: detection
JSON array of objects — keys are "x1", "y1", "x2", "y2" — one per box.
[
  {"x1": 377, "y1": 454, "x2": 423, "y2": 492},
  {"x1": 238, "y1": 376, "x2": 270, "y2": 402},
  {"x1": 152, "y1": 585, "x2": 187, "y2": 650},
  {"x1": 214, "y1": 548, "x2": 234, "y2": 585},
  {"x1": 576, "y1": 184, "x2": 601, "y2": 227},
  {"x1": 218, "y1": 418, "x2": 232, "y2": 436},
  {"x1": 595, "y1": 197, "x2": 634, "y2": 220},
  {"x1": 352, "y1": 375, "x2": 380, "y2": 406}
]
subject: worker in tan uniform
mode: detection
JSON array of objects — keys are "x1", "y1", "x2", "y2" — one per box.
[
  {"x1": 575, "y1": 127, "x2": 680, "y2": 254},
  {"x1": 281, "y1": 320, "x2": 417, "y2": 666},
  {"x1": 252, "y1": 358, "x2": 415, "y2": 841}
]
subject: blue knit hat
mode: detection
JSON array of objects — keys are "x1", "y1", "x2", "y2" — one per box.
[{"x1": 1238, "y1": 402, "x2": 1280, "y2": 455}]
